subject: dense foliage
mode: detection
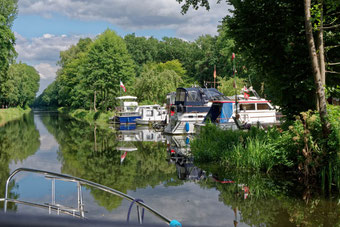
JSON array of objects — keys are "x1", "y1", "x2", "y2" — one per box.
[
  {"x1": 192, "y1": 105, "x2": 340, "y2": 176},
  {"x1": 176, "y1": 0, "x2": 340, "y2": 117},
  {"x1": 0, "y1": 1, "x2": 40, "y2": 108},
  {"x1": 133, "y1": 60, "x2": 188, "y2": 104},
  {"x1": 1, "y1": 63, "x2": 40, "y2": 107},
  {"x1": 36, "y1": 29, "x2": 248, "y2": 109}
]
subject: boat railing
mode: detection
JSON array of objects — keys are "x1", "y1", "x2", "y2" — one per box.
[{"x1": 0, "y1": 168, "x2": 173, "y2": 225}]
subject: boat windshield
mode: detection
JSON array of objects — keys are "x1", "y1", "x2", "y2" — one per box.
[
  {"x1": 176, "y1": 90, "x2": 186, "y2": 102},
  {"x1": 187, "y1": 91, "x2": 201, "y2": 102}
]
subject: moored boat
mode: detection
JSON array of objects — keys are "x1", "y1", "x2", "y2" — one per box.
[
  {"x1": 113, "y1": 96, "x2": 141, "y2": 124},
  {"x1": 197, "y1": 87, "x2": 279, "y2": 130},
  {"x1": 135, "y1": 104, "x2": 167, "y2": 125},
  {"x1": 164, "y1": 87, "x2": 225, "y2": 134}
]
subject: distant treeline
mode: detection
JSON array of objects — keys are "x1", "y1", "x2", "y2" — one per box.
[{"x1": 33, "y1": 29, "x2": 247, "y2": 111}]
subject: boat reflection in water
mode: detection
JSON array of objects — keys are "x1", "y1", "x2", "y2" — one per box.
[
  {"x1": 166, "y1": 135, "x2": 206, "y2": 181},
  {"x1": 116, "y1": 126, "x2": 165, "y2": 143}
]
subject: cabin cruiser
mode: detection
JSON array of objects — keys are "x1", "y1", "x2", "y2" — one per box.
[
  {"x1": 164, "y1": 87, "x2": 225, "y2": 134},
  {"x1": 113, "y1": 96, "x2": 141, "y2": 124},
  {"x1": 135, "y1": 104, "x2": 167, "y2": 125},
  {"x1": 197, "y1": 87, "x2": 279, "y2": 130}
]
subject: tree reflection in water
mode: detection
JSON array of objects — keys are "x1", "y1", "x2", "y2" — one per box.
[
  {"x1": 41, "y1": 114, "x2": 180, "y2": 211},
  {"x1": 196, "y1": 165, "x2": 340, "y2": 226},
  {"x1": 0, "y1": 113, "x2": 40, "y2": 210}
]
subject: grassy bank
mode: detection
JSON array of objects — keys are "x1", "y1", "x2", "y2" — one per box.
[
  {"x1": 191, "y1": 105, "x2": 340, "y2": 175},
  {"x1": 0, "y1": 107, "x2": 31, "y2": 126},
  {"x1": 58, "y1": 108, "x2": 115, "y2": 128}
]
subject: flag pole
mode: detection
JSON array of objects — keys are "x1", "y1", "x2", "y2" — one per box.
[
  {"x1": 232, "y1": 53, "x2": 238, "y2": 116},
  {"x1": 213, "y1": 65, "x2": 216, "y2": 88}
]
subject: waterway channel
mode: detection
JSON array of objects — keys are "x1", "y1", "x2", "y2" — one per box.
[{"x1": 0, "y1": 111, "x2": 340, "y2": 226}]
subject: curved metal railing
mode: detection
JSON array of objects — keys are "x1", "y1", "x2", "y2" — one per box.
[{"x1": 1, "y1": 168, "x2": 172, "y2": 225}]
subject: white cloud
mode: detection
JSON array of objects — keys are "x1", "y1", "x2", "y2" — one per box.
[
  {"x1": 18, "y1": 0, "x2": 232, "y2": 40},
  {"x1": 14, "y1": 32, "x2": 84, "y2": 64},
  {"x1": 42, "y1": 33, "x2": 54, "y2": 39},
  {"x1": 34, "y1": 63, "x2": 59, "y2": 80},
  {"x1": 14, "y1": 32, "x2": 89, "y2": 94}
]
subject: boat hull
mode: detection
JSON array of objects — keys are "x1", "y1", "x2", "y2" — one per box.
[{"x1": 117, "y1": 116, "x2": 141, "y2": 124}]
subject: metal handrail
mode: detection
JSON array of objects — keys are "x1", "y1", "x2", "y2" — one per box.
[
  {"x1": 2, "y1": 168, "x2": 172, "y2": 225},
  {"x1": 0, "y1": 198, "x2": 83, "y2": 218}
]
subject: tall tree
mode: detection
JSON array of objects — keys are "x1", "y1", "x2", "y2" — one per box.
[
  {"x1": 0, "y1": 0, "x2": 18, "y2": 106},
  {"x1": 133, "y1": 60, "x2": 187, "y2": 104},
  {"x1": 85, "y1": 29, "x2": 136, "y2": 111},
  {"x1": 2, "y1": 63, "x2": 40, "y2": 107},
  {"x1": 304, "y1": 0, "x2": 330, "y2": 134}
]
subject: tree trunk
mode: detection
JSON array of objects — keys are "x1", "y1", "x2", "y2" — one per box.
[
  {"x1": 93, "y1": 90, "x2": 97, "y2": 112},
  {"x1": 304, "y1": 0, "x2": 330, "y2": 135},
  {"x1": 318, "y1": 0, "x2": 326, "y2": 86}
]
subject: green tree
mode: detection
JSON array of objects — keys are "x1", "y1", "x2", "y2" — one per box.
[
  {"x1": 2, "y1": 63, "x2": 40, "y2": 107},
  {"x1": 85, "y1": 29, "x2": 136, "y2": 111},
  {"x1": 0, "y1": 0, "x2": 17, "y2": 106},
  {"x1": 56, "y1": 38, "x2": 92, "y2": 108},
  {"x1": 0, "y1": 0, "x2": 18, "y2": 27},
  {"x1": 124, "y1": 33, "x2": 159, "y2": 75},
  {"x1": 217, "y1": 76, "x2": 245, "y2": 96},
  {"x1": 133, "y1": 60, "x2": 187, "y2": 104}
]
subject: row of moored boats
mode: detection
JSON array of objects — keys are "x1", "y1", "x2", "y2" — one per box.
[{"x1": 111, "y1": 86, "x2": 281, "y2": 134}]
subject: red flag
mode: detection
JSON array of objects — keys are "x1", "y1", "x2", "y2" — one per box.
[
  {"x1": 213, "y1": 65, "x2": 216, "y2": 78},
  {"x1": 120, "y1": 151, "x2": 127, "y2": 163},
  {"x1": 231, "y1": 53, "x2": 235, "y2": 61},
  {"x1": 120, "y1": 81, "x2": 126, "y2": 92},
  {"x1": 244, "y1": 92, "x2": 250, "y2": 99}
]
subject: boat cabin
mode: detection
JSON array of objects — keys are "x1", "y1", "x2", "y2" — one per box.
[
  {"x1": 205, "y1": 98, "x2": 277, "y2": 125},
  {"x1": 116, "y1": 96, "x2": 138, "y2": 113},
  {"x1": 174, "y1": 87, "x2": 224, "y2": 113}
]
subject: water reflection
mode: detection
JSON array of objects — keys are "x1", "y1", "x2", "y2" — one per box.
[
  {"x1": 1, "y1": 112, "x2": 340, "y2": 226},
  {"x1": 0, "y1": 113, "x2": 40, "y2": 210}
]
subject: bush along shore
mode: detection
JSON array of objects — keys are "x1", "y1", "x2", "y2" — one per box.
[
  {"x1": 191, "y1": 105, "x2": 340, "y2": 182},
  {"x1": 0, "y1": 107, "x2": 31, "y2": 126},
  {"x1": 58, "y1": 107, "x2": 115, "y2": 128}
]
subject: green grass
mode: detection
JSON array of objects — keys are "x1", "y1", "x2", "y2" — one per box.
[
  {"x1": 192, "y1": 107, "x2": 340, "y2": 175},
  {"x1": 64, "y1": 109, "x2": 115, "y2": 128},
  {"x1": 0, "y1": 107, "x2": 31, "y2": 126}
]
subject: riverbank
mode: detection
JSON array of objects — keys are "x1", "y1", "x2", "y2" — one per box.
[
  {"x1": 191, "y1": 105, "x2": 340, "y2": 176},
  {"x1": 0, "y1": 107, "x2": 31, "y2": 126},
  {"x1": 58, "y1": 108, "x2": 114, "y2": 128}
]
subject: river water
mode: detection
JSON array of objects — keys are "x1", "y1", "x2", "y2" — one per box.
[{"x1": 0, "y1": 111, "x2": 339, "y2": 226}]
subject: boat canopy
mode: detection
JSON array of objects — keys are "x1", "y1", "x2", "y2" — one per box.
[
  {"x1": 175, "y1": 87, "x2": 225, "y2": 106},
  {"x1": 205, "y1": 102, "x2": 234, "y2": 123},
  {"x1": 116, "y1": 96, "x2": 137, "y2": 100}
]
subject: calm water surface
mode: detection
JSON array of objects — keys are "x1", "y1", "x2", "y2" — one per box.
[{"x1": 0, "y1": 111, "x2": 340, "y2": 226}]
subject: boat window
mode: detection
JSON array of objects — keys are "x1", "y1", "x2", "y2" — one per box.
[
  {"x1": 188, "y1": 115, "x2": 194, "y2": 118},
  {"x1": 146, "y1": 110, "x2": 153, "y2": 117},
  {"x1": 239, "y1": 103, "x2": 255, "y2": 111},
  {"x1": 257, "y1": 103, "x2": 271, "y2": 110},
  {"x1": 187, "y1": 91, "x2": 200, "y2": 102},
  {"x1": 126, "y1": 106, "x2": 136, "y2": 111},
  {"x1": 176, "y1": 90, "x2": 186, "y2": 102}
]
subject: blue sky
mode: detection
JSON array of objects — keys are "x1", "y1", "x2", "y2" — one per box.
[{"x1": 13, "y1": 0, "x2": 231, "y2": 95}]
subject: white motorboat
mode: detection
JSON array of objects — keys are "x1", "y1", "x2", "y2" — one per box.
[
  {"x1": 112, "y1": 96, "x2": 141, "y2": 124},
  {"x1": 197, "y1": 87, "x2": 280, "y2": 130},
  {"x1": 135, "y1": 104, "x2": 167, "y2": 125}
]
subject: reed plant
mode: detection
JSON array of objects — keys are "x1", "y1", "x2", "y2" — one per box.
[{"x1": 192, "y1": 106, "x2": 340, "y2": 176}]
